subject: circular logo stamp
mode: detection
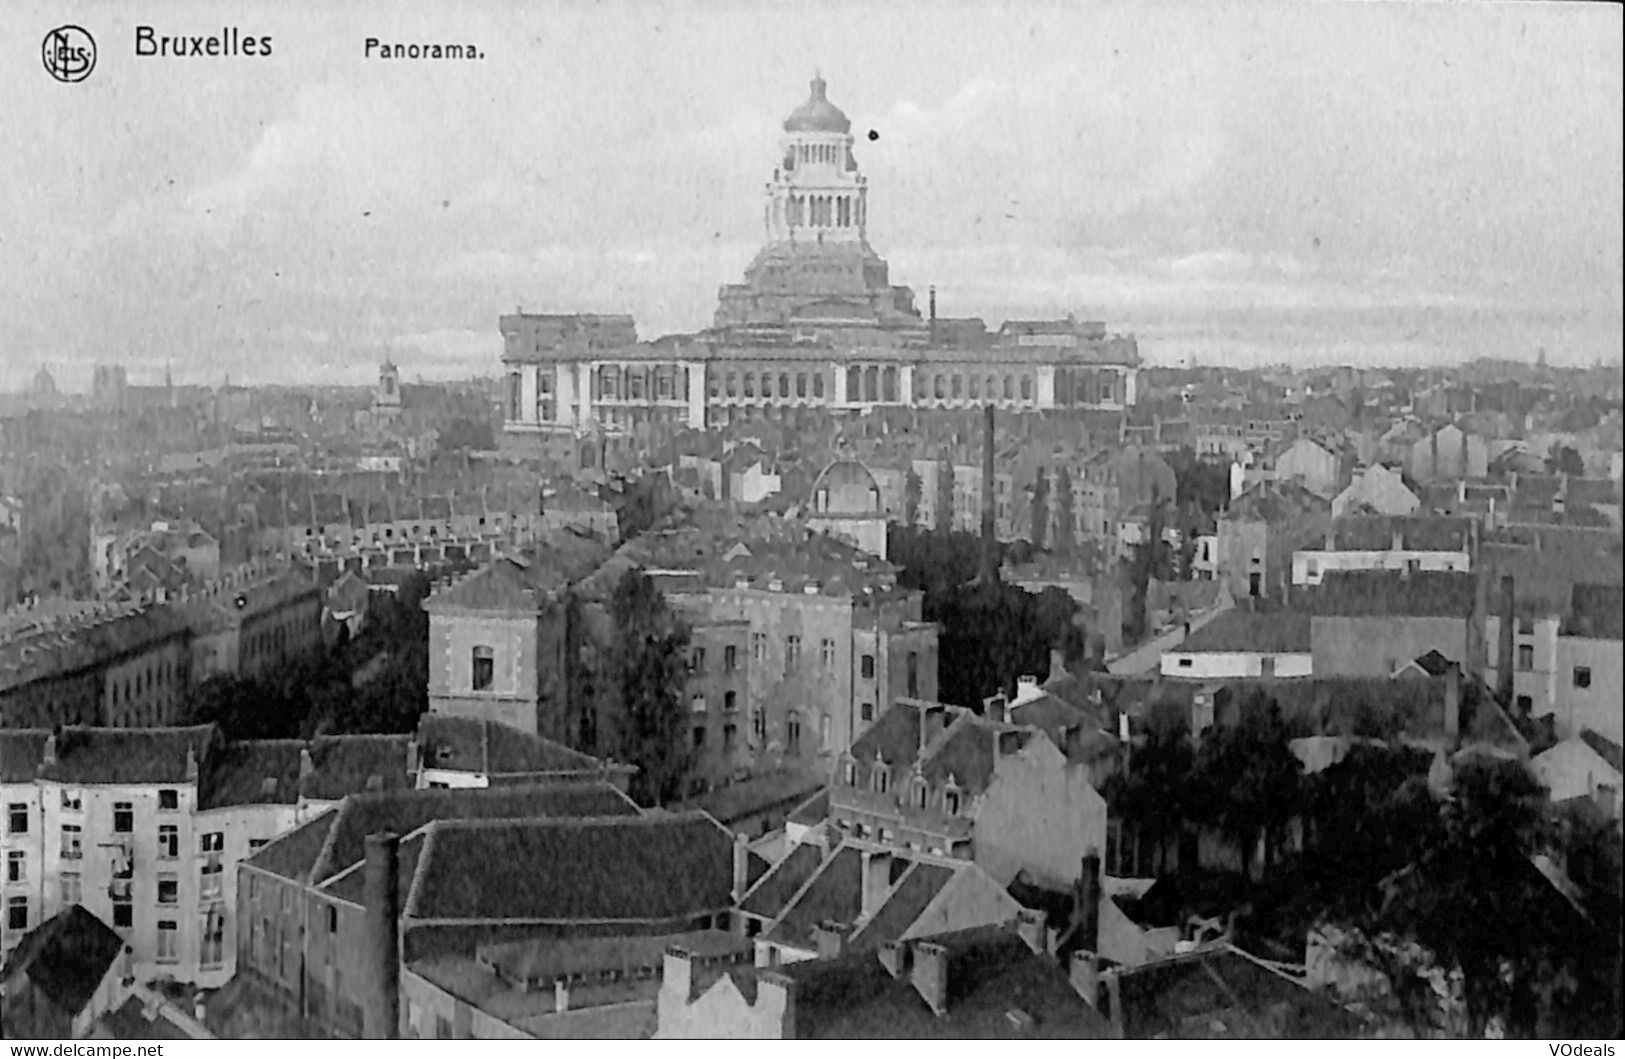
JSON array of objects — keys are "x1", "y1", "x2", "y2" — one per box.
[{"x1": 42, "y1": 25, "x2": 96, "y2": 83}]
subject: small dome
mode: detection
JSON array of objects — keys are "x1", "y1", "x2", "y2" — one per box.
[{"x1": 784, "y1": 75, "x2": 851, "y2": 134}]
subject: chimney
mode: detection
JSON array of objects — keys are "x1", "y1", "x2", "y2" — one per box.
[
  {"x1": 980, "y1": 404, "x2": 997, "y2": 584},
  {"x1": 910, "y1": 942, "x2": 949, "y2": 1016},
  {"x1": 919, "y1": 703, "x2": 948, "y2": 753},
  {"x1": 1391, "y1": 528, "x2": 1405, "y2": 552},
  {"x1": 861, "y1": 850, "x2": 893, "y2": 918},
  {"x1": 405, "y1": 739, "x2": 419, "y2": 779},
  {"x1": 878, "y1": 940, "x2": 909, "y2": 979},
  {"x1": 1048, "y1": 646, "x2": 1068, "y2": 684},
  {"x1": 1260, "y1": 656, "x2": 1276, "y2": 681},
  {"x1": 1070, "y1": 950, "x2": 1100, "y2": 1008},
  {"x1": 662, "y1": 947, "x2": 695, "y2": 1003},
  {"x1": 812, "y1": 920, "x2": 850, "y2": 959},
  {"x1": 731, "y1": 832, "x2": 751, "y2": 904},
  {"x1": 1015, "y1": 908, "x2": 1047, "y2": 955},
  {"x1": 928, "y1": 286, "x2": 938, "y2": 346},
  {"x1": 42, "y1": 733, "x2": 57, "y2": 768},
  {"x1": 1077, "y1": 853, "x2": 1102, "y2": 952},
  {"x1": 1497, "y1": 573, "x2": 1516, "y2": 705},
  {"x1": 757, "y1": 971, "x2": 798, "y2": 1039},
  {"x1": 361, "y1": 831, "x2": 401, "y2": 1039},
  {"x1": 982, "y1": 693, "x2": 1008, "y2": 724},
  {"x1": 299, "y1": 748, "x2": 315, "y2": 786},
  {"x1": 1444, "y1": 661, "x2": 1462, "y2": 739},
  {"x1": 185, "y1": 746, "x2": 198, "y2": 783},
  {"x1": 553, "y1": 977, "x2": 570, "y2": 1014},
  {"x1": 1101, "y1": 968, "x2": 1126, "y2": 1038},
  {"x1": 1323, "y1": 526, "x2": 1335, "y2": 552}
]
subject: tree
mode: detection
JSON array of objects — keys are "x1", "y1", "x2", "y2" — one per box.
[
  {"x1": 1103, "y1": 695, "x2": 1196, "y2": 875},
  {"x1": 1546, "y1": 443, "x2": 1585, "y2": 478},
  {"x1": 1030, "y1": 467, "x2": 1049, "y2": 551},
  {"x1": 1191, "y1": 690, "x2": 1304, "y2": 882},
  {"x1": 903, "y1": 468, "x2": 922, "y2": 528},
  {"x1": 607, "y1": 569, "x2": 692, "y2": 806}
]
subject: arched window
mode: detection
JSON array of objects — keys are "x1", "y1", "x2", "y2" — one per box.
[
  {"x1": 913, "y1": 781, "x2": 929, "y2": 810},
  {"x1": 743, "y1": 373, "x2": 755, "y2": 398},
  {"x1": 882, "y1": 366, "x2": 898, "y2": 402},
  {"x1": 1021, "y1": 375, "x2": 1033, "y2": 401},
  {"x1": 796, "y1": 373, "x2": 807, "y2": 398},
  {"x1": 951, "y1": 374, "x2": 963, "y2": 400},
  {"x1": 969, "y1": 374, "x2": 980, "y2": 399},
  {"x1": 780, "y1": 373, "x2": 790, "y2": 398},
  {"x1": 1003, "y1": 375, "x2": 1014, "y2": 400},
  {"x1": 934, "y1": 375, "x2": 945, "y2": 400},
  {"x1": 986, "y1": 375, "x2": 997, "y2": 399},
  {"x1": 874, "y1": 767, "x2": 890, "y2": 794},
  {"x1": 813, "y1": 374, "x2": 825, "y2": 399},
  {"x1": 760, "y1": 374, "x2": 773, "y2": 398},
  {"x1": 847, "y1": 366, "x2": 862, "y2": 402}
]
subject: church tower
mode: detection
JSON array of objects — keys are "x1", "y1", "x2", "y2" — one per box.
[
  {"x1": 765, "y1": 74, "x2": 869, "y2": 247},
  {"x1": 375, "y1": 358, "x2": 402, "y2": 417}
]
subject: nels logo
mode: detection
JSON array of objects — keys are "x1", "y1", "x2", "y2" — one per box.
[{"x1": 42, "y1": 25, "x2": 96, "y2": 83}]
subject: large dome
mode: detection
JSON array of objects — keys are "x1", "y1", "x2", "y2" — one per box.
[{"x1": 784, "y1": 75, "x2": 851, "y2": 134}]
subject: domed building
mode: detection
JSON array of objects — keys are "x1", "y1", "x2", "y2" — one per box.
[
  {"x1": 498, "y1": 73, "x2": 1141, "y2": 450},
  {"x1": 806, "y1": 457, "x2": 888, "y2": 559}
]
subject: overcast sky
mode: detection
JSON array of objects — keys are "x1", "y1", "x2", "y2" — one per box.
[{"x1": 3, "y1": 1, "x2": 1620, "y2": 390}]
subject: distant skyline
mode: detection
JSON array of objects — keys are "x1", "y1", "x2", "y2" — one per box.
[{"x1": 3, "y1": 1, "x2": 1621, "y2": 391}]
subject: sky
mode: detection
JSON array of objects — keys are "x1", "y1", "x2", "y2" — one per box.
[{"x1": 2, "y1": 1, "x2": 1621, "y2": 391}]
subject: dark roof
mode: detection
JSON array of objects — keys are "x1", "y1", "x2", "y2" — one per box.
[
  {"x1": 848, "y1": 862, "x2": 955, "y2": 949},
  {"x1": 300, "y1": 734, "x2": 413, "y2": 801},
  {"x1": 1324, "y1": 515, "x2": 1472, "y2": 552},
  {"x1": 415, "y1": 715, "x2": 608, "y2": 777},
  {"x1": 1174, "y1": 609, "x2": 1311, "y2": 654},
  {"x1": 743, "y1": 926, "x2": 1110, "y2": 1038},
  {"x1": 1406, "y1": 649, "x2": 1453, "y2": 677},
  {"x1": 1309, "y1": 570, "x2": 1476, "y2": 618},
  {"x1": 847, "y1": 699, "x2": 923, "y2": 768},
  {"x1": 677, "y1": 768, "x2": 829, "y2": 826},
  {"x1": 1568, "y1": 583, "x2": 1624, "y2": 640},
  {"x1": 0, "y1": 906, "x2": 126, "y2": 1019},
  {"x1": 37, "y1": 726, "x2": 219, "y2": 785},
  {"x1": 405, "y1": 811, "x2": 733, "y2": 921},
  {"x1": 766, "y1": 847, "x2": 862, "y2": 948},
  {"x1": 244, "y1": 781, "x2": 641, "y2": 886},
  {"x1": 1224, "y1": 480, "x2": 1329, "y2": 524},
  {"x1": 198, "y1": 740, "x2": 304, "y2": 809},
  {"x1": 94, "y1": 997, "x2": 193, "y2": 1040},
  {"x1": 740, "y1": 841, "x2": 826, "y2": 918},
  {"x1": 426, "y1": 545, "x2": 608, "y2": 613},
  {"x1": 1114, "y1": 945, "x2": 1365, "y2": 1038},
  {"x1": 0, "y1": 728, "x2": 50, "y2": 783},
  {"x1": 1579, "y1": 729, "x2": 1624, "y2": 775}
]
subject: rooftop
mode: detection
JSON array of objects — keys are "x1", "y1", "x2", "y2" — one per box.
[
  {"x1": 0, "y1": 906, "x2": 126, "y2": 1024},
  {"x1": 1308, "y1": 569, "x2": 1476, "y2": 618},
  {"x1": 1173, "y1": 608, "x2": 1311, "y2": 654}
]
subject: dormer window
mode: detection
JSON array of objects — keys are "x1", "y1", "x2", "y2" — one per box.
[
  {"x1": 873, "y1": 767, "x2": 890, "y2": 795},
  {"x1": 842, "y1": 759, "x2": 856, "y2": 786},
  {"x1": 945, "y1": 789, "x2": 962, "y2": 815},
  {"x1": 913, "y1": 781, "x2": 929, "y2": 810}
]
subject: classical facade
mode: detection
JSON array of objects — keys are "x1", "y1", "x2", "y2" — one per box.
[{"x1": 501, "y1": 76, "x2": 1139, "y2": 445}]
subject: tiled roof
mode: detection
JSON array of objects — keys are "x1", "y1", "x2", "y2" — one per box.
[
  {"x1": 1569, "y1": 583, "x2": 1624, "y2": 640},
  {"x1": 427, "y1": 539, "x2": 610, "y2": 613},
  {"x1": 848, "y1": 861, "x2": 955, "y2": 949},
  {"x1": 1309, "y1": 570, "x2": 1476, "y2": 618},
  {"x1": 740, "y1": 841, "x2": 826, "y2": 918},
  {"x1": 246, "y1": 781, "x2": 641, "y2": 886},
  {"x1": 198, "y1": 739, "x2": 304, "y2": 810},
  {"x1": 848, "y1": 699, "x2": 924, "y2": 768},
  {"x1": 1323, "y1": 515, "x2": 1472, "y2": 552},
  {"x1": 300, "y1": 734, "x2": 414, "y2": 801},
  {"x1": 0, "y1": 728, "x2": 50, "y2": 783},
  {"x1": 1579, "y1": 729, "x2": 1624, "y2": 776},
  {"x1": 1115, "y1": 945, "x2": 1365, "y2": 1038},
  {"x1": 405, "y1": 811, "x2": 734, "y2": 921},
  {"x1": 0, "y1": 603, "x2": 193, "y2": 694},
  {"x1": 1224, "y1": 480, "x2": 1329, "y2": 524},
  {"x1": 0, "y1": 906, "x2": 126, "y2": 1020},
  {"x1": 731, "y1": 926, "x2": 1110, "y2": 1038},
  {"x1": 765, "y1": 846, "x2": 863, "y2": 948},
  {"x1": 414, "y1": 715, "x2": 607, "y2": 777},
  {"x1": 1174, "y1": 609, "x2": 1311, "y2": 654},
  {"x1": 675, "y1": 768, "x2": 827, "y2": 826},
  {"x1": 37, "y1": 726, "x2": 219, "y2": 785}
]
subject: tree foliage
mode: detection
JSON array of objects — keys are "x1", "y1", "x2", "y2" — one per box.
[
  {"x1": 606, "y1": 569, "x2": 692, "y2": 807},
  {"x1": 1190, "y1": 691, "x2": 1304, "y2": 882},
  {"x1": 1545, "y1": 443, "x2": 1586, "y2": 478}
]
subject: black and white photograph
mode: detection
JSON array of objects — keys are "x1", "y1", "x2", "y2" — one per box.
[{"x1": 1, "y1": 0, "x2": 1621, "y2": 1043}]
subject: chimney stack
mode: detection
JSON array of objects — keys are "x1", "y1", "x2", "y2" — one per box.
[
  {"x1": 861, "y1": 850, "x2": 893, "y2": 919},
  {"x1": 910, "y1": 942, "x2": 949, "y2": 1016},
  {"x1": 878, "y1": 940, "x2": 909, "y2": 979},
  {"x1": 731, "y1": 832, "x2": 751, "y2": 906},
  {"x1": 758, "y1": 971, "x2": 798, "y2": 1038},
  {"x1": 982, "y1": 693, "x2": 1008, "y2": 725},
  {"x1": 1015, "y1": 909, "x2": 1047, "y2": 955},
  {"x1": 1048, "y1": 646, "x2": 1067, "y2": 684},
  {"x1": 1444, "y1": 661, "x2": 1462, "y2": 739},
  {"x1": 1077, "y1": 853, "x2": 1102, "y2": 952},
  {"x1": 553, "y1": 977, "x2": 570, "y2": 1014},
  {"x1": 361, "y1": 831, "x2": 401, "y2": 1039},
  {"x1": 980, "y1": 404, "x2": 998, "y2": 584},
  {"x1": 1497, "y1": 573, "x2": 1516, "y2": 705},
  {"x1": 928, "y1": 286, "x2": 938, "y2": 347},
  {"x1": 662, "y1": 947, "x2": 695, "y2": 1004},
  {"x1": 812, "y1": 921, "x2": 850, "y2": 959},
  {"x1": 1070, "y1": 950, "x2": 1100, "y2": 1008}
]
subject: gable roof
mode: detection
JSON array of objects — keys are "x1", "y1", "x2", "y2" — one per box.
[
  {"x1": 1, "y1": 906, "x2": 126, "y2": 1019},
  {"x1": 37, "y1": 726, "x2": 219, "y2": 786},
  {"x1": 244, "y1": 781, "x2": 641, "y2": 887},
  {"x1": 732, "y1": 925, "x2": 1110, "y2": 1038},
  {"x1": 414, "y1": 714, "x2": 608, "y2": 778},
  {"x1": 404, "y1": 811, "x2": 734, "y2": 921},
  {"x1": 0, "y1": 728, "x2": 51, "y2": 783},
  {"x1": 764, "y1": 846, "x2": 863, "y2": 949},
  {"x1": 1114, "y1": 944, "x2": 1365, "y2": 1038},
  {"x1": 198, "y1": 739, "x2": 305, "y2": 809},
  {"x1": 740, "y1": 841, "x2": 825, "y2": 919},
  {"x1": 300, "y1": 734, "x2": 414, "y2": 801},
  {"x1": 1309, "y1": 570, "x2": 1476, "y2": 618},
  {"x1": 1173, "y1": 608, "x2": 1311, "y2": 654}
]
